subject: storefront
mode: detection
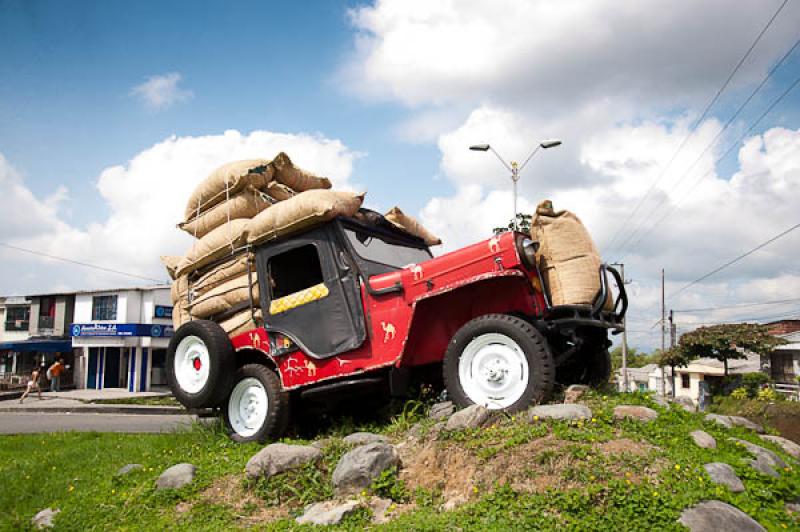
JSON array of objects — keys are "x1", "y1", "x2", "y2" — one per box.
[
  {"x1": 0, "y1": 339, "x2": 77, "y2": 385},
  {"x1": 70, "y1": 286, "x2": 173, "y2": 391}
]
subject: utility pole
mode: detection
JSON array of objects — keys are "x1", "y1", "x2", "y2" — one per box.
[
  {"x1": 669, "y1": 310, "x2": 676, "y2": 348},
  {"x1": 660, "y1": 268, "x2": 666, "y2": 397},
  {"x1": 610, "y1": 262, "x2": 628, "y2": 392}
]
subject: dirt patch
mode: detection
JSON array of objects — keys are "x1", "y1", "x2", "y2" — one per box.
[
  {"x1": 196, "y1": 474, "x2": 289, "y2": 526},
  {"x1": 598, "y1": 438, "x2": 653, "y2": 456},
  {"x1": 398, "y1": 439, "x2": 479, "y2": 501}
]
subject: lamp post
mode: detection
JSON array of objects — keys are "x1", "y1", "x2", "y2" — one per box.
[{"x1": 470, "y1": 139, "x2": 562, "y2": 230}]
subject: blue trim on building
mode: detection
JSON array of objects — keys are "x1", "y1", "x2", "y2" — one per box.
[
  {"x1": 128, "y1": 349, "x2": 136, "y2": 392},
  {"x1": 98, "y1": 348, "x2": 105, "y2": 389},
  {"x1": 139, "y1": 348, "x2": 148, "y2": 392}
]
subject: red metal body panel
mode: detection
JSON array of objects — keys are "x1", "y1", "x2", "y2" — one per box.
[{"x1": 230, "y1": 231, "x2": 545, "y2": 391}]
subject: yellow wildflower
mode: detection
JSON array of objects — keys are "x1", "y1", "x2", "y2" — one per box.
[
  {"x1": 591, "y1": 418, "x2": 597, "y2": 423},
  {"x1": 68, "y1": 485, "x2": 74, "y2": 492},
  {"x1": 652, "y1": 492, "x2": 658, "y2": 497},
  {"x1": 533, "y1": 415, "x2": 540, "y2": 421},
  {"x1": 473, "y1": 486, "x2": 479, "y2": 494},
  {"x1": 674, "y1": 464, "x2": 681, "y2": 471}
]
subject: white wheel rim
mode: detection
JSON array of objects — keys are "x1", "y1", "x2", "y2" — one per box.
[
  {"x1": 174, "y1": 335, "x2": 211, "y2": 394},
  {"x1": 458, "y1": 333, "x2": 529, "y2": 409},
  {"x1": 228, "y1": 377, "x2": 268, "y2": 438}
]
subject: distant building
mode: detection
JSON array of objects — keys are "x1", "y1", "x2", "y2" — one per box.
[
  {"x1": 762, "y1": 320, "x2": 800, "y2": 398},
  {"x1": 70, "y1": 285, "x2": 173, "y2": 391}
]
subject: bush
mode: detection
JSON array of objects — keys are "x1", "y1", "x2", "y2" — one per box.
[
  {"x1": 741, "y1": 372, "x2": 770, "y2": 397},
  {"x1": 757, "y1": 387, "x2": 778, "y2": 402},
  {"x1": 730, "y1": 387, "x2": 748, "y2": 400}
]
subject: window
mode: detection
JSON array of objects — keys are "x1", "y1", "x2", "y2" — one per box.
[
  {"x1": 92, "y1": 295, "x2": 118, "y2": 321},
  {"x1": 5, "y1": 306, "x2": 30, "y2": 331},
  {"x1": 268, "y1": 245, "x2": 324, "y2": 299},
  {"x1": 638, "y1": 382, "x2": 647, "y2": 392},
  {"x1": 681, "y1": 374, "x2": 690, "y2": 389},
  {"x1": 344, "y1": 228, "x2": 432, "y2": 269}
]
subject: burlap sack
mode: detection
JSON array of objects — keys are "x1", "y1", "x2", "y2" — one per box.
[
  {"x1": 530, "y1": 200, "x2": 604, "y2": 307},
  {"x1": 161, "y1": 256, "x2": 182, "y2": 280},
  {"x1": 172, "y1": 298, "x2": 192, "y2": 330},
  {"x1": 192, "y1": 253, "x2": 254, "y2": 296},
  {"x1": 189, "y1": 272, "x2": 259, "y2": 319},
  {"x1": 179, "y1": 187, "x2": 271, "y2": 238},
  {"x1": 384, "y1": 206, "x2": 442, "y2": 246},
  {"x1": 247, "y1": 189, "x2": 364, "y2": 244},
  {"x1": 265, "y1": 181, "x2": 296, "y2": 201},
  {"x1": 183, "y1": 159, "x2": 274, "y2": 220},
  {"x1": 171, "y1": 274, "x2": 189, "y2": 304},
  {"x1": 220, "y1": 309, "x2": 263, "y2": 338},
  {"x1": 176, "y1": 219, "x2": 249, "y2": 277},
  {"x1": 271, "y1": 152, "x2": 332, "y2": 192}
]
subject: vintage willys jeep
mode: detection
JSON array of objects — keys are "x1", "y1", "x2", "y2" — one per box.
[{"x1": 166, "y1": 210, "x2": 627, "y2": 442}]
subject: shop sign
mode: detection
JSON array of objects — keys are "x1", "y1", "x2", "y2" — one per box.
[
  {"x1": 71, "y1": 323, "x2": 174, "y2": 338},
  {"x1": 154, "y1": 305, "x2": 173, "y2": 319}
]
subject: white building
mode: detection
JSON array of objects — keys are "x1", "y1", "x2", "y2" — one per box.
[
  {"x1": 618, "y1": 364, "x2": 674, "y2": 396},
  {"x1": 71, "y1": 285, "x2": 173, "y2": 391}
]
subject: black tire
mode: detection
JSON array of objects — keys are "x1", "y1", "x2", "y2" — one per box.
[
  {"x1": 224, "y1": 364, "x2": 289, "y2": 443},
  {"x1": 443, "y1": 314, "x2": 555, "y2": 412},
  {"x1": 556, "y1": 334, "x2": 612, "y2": 387},
  {"x1": 166, "y1": 320, "x2": 235, "y2": 409}
]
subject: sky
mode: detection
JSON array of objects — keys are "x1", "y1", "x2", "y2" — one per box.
[{"x1": 1, "y1": 0, "x2": 800, "y2": 351}]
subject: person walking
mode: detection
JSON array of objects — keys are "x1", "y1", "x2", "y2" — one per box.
[
  {"x1": 19, "y1": 365, "x2": 43, "y2": 403},
  {"x1": 47, "y1": 357, "x2": 65, "y2": 392}
]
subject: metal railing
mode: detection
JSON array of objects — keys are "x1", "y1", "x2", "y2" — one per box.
[{"x1": 774, "y1": 383, "x2": 800, "y2": 401}]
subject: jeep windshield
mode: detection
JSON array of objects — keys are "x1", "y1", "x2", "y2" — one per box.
[{"x1": 343, "y1": 227, "x2": 432, "y2": 269}]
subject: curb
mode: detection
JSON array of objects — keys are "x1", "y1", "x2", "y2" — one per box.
[{"x1": 0, "y1": 405, "x2": 209, "y2": 416}]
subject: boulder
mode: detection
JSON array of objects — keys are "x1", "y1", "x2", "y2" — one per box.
[
  {"x1": 296, "y1": 500, "x2": 361, "y2": 525},
  {"x1": 445, "y1": 404, "x2": 490, "y2": 431},
  {"x1": 703, "y1": 463, "x2": 745, "y2": 493},
  {"x1": 368, "y1": 497, "x2": 394, "y2": 524},
  {"x1": 760, "y1": 434, "x2": 800, "y2": 459},
  {"x1": 155, "y1": 463, "x2": 196, "y2": 490},
  {"x1": 31, "y1": 508, "x2": 60, "y2": 529},
  {"x1": 673, "y1": 396, "x2": 696, "y2": 412},
  {"x1": 429, "y1": 401, "x2": 456, "y2": 421},
  {"x1": 786, "y1": 502, "x2": 800, "y2": 514},
  {"x1": 729, "y1": 438, "x2": 787, "y2": 469},
  {"x1": 690, "y1": 430, "x2": 717, "y2": 449},
  {"x1": 564, "y1": 384, "x2": 589, "y2": 404},
  {"x1": 705, "y1": 414, "x2": 733, "y2": 429},
  {"x1": 245, "y1": 443, "x2": 322, "y2": 479},
  {"x1": 679, "y1": 500, "x2": 765, "y2": 532},
  {"x1": 116, "y1": 464, "x2": 143, "y2": 476},
  {"x1": 528, "y1": 403, "x2": 592, "y2": 422},
  {"x1": 749, "y1": 457, "x2": 779, "y2": 478},
  {"x1": 343, "y1": 432, "x2": 388, "y2": 446},
  {"x1": 613, "y1": 405, "x2": 658, "y2": 422},
  {"x1": 332, "y1": 443, "x2": 401, "y2": 495},
  {"x1": 728, "y1": 416, "x2": 764, "y2": 433}
]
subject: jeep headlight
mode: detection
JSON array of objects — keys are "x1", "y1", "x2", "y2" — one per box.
[{"x1": 518, "y1": 237, "x2": 538, "y2": 269}]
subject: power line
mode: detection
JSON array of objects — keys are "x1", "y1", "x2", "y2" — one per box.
[
  {"x1": 674, "y1": 297, "x2": 800, "y2": 313},
  {"x1": 675, "y1": 308, "x2": 800, "y2": 327},
  {"x1": 605, "y1": 0, "x2": 792, "y2": 253},
  {"x1": 621, "y1": 70, "x2": 800, "y2": 255},
  {"x1": 668, "y1": 221, "x2": 800, "y2": 300},
  {"x1": 615, "y1": 36, "x2": 800, "y2": 255},
  {"x1": 0, "y1": 242, "x2": 166, "y2": 284}
]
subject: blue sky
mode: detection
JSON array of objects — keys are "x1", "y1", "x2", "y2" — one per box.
[{"x1": 2, "y1": 0, "x2": 800, "y2": 350}]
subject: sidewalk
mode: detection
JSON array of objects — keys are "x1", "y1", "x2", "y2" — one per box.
[{"x1": 0, "y1": 388, "x2": 198, "y2": 416}]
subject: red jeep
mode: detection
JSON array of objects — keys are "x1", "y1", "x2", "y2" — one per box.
[{"x1": 167, "y1": 210, "x2": 627, "y2": 442}]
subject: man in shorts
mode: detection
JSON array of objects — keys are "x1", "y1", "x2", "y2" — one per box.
[{"x1": 19, "y1": 365, "x2": 43, "y2": 403}]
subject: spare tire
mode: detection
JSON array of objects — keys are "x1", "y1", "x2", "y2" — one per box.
[{"x1": 167, "y1": 320, "x2": 235, "y2": 409}]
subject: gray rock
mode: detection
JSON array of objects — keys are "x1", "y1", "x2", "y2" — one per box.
[
  {"x1": 690, "y1": 430, "x2": 717, "y2": 449},
  {"x1": 564, "y1": 384, "x2": 589, "y2": 404},
  {"x1": 343, "y1": 432, "x2": 388, "y2": 446},
  {"x1": 673, "y1": 396, "x2": 696, "y2": 412},
  {"x1": 528, "y1": 403, "x2": 592, "y2": 422},
  {"x1": 296, "y1": 500, "x2": 361, "y2": 525},
  {"x1": 703, "y1": 463, "x2": 744, "y2": 493},
  {"x1": 786, "y1": 502, "x2": 800, "y2": 514},
  {"x1": 728, "y1": 416, "x2": 764, "y2": 433},
  {"x1": 31, "y1": 508, "x2": 60, "y2": 529},
  {"x1": 759, "y1": 434, "x2": 800, "y2": 459},
  {"x1": 429, "y1": 401, "x2": 456, "y2": 420},
  {"x1": 310, "y1": 438, "x2": 330, "y2": 450},
  {"x1": 705, "y1": 414, "x2": 733, "y2": 429},
  {"x1": 368, "y1": 497, "x2": 394, "y2": 524},
  {"x1": 155, "y1": 463, "x2": 196, "y2": 490},
  {"x1": 729, "y1": 438, "x2": 787, "y2": 469},
  {"x1": 652, "y1": 395, "x2": 669, "y2": 406},
  {"x1": 332, "y1": 442, "x2": 401, "y2": 495},
  {"x1": 443, "y1": 494, "x2": 469, "y2": 511},
  {"x1": 679, "y1": 500, "x2": 765, "y2": 532},
  {"x1": 245, "y1": 443, "x2": 322, "y2": 479},
  {"x1": 116, "y1": 463, "x2": 143, "y2": 476},
  {"x1": 613, "y1": 405, "x2": 658, "y2": 422},
  {"x1": 749, "y1": 457, "x2": 779, "y2": 478},
  {"x1": 445, "y1": 404, "x2": 490, "y2": 431}
]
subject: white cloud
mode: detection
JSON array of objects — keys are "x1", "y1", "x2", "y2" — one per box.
[
  {"x1": 0, "y1": 130, "x2": 359, "y2": 293},
  {"x1": 130, "y1": 72, "x2": 193, "y2": 111}
]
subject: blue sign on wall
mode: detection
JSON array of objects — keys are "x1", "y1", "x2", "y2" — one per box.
[
  {"x1": 154, "y1": 305, "x2": 173, "y2": 319},
  {"x1": 71, "y1": 323, "x2": 174, "y2": 338}
]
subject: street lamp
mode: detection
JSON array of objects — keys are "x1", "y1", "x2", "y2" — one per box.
[{"x1": 470, "y1": 139, "x2": 562, "y2": 230}]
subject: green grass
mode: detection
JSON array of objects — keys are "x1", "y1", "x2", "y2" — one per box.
[
  {"x1": 1, "y1": 391, "x2": 799, "y2": 531},
  {"x1": 89, "y1": 396, "x2": 181, "y2": 407}
]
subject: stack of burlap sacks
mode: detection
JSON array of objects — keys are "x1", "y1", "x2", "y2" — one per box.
[
  {"x1": 162, "y1": 152, "x2": 440, "y2": 338},
  {"x1": 530, "y1": 200, "x2": 609, "y2": 308}
]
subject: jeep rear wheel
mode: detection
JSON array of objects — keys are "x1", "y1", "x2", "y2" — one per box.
[
  {"x1": 224, "y1": 364, "x2": 289, "y2": 443},
  {"x1": 443, "y1": 314, "x2": 555, "y2": 411}
]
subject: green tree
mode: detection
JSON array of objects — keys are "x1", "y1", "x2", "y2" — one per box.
[
  {"x1": 678, "y1": 323, "x2": 786, "y2": 376},
  {"x1": 493, "y1": 213, "x2": 532, "y2": 235}
]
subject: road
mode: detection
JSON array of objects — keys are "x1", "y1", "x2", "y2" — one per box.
[{"x1": 0, "y1": 412, "x2": 199, "y2": 434}]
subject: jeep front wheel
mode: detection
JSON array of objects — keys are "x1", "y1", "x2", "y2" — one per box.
[
  {"x1": 443, "y1": 314, "x2": 555, "y2": 411},
  {"x1": 224, "y1": 364, "x2": 289, "y2": 443}
]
